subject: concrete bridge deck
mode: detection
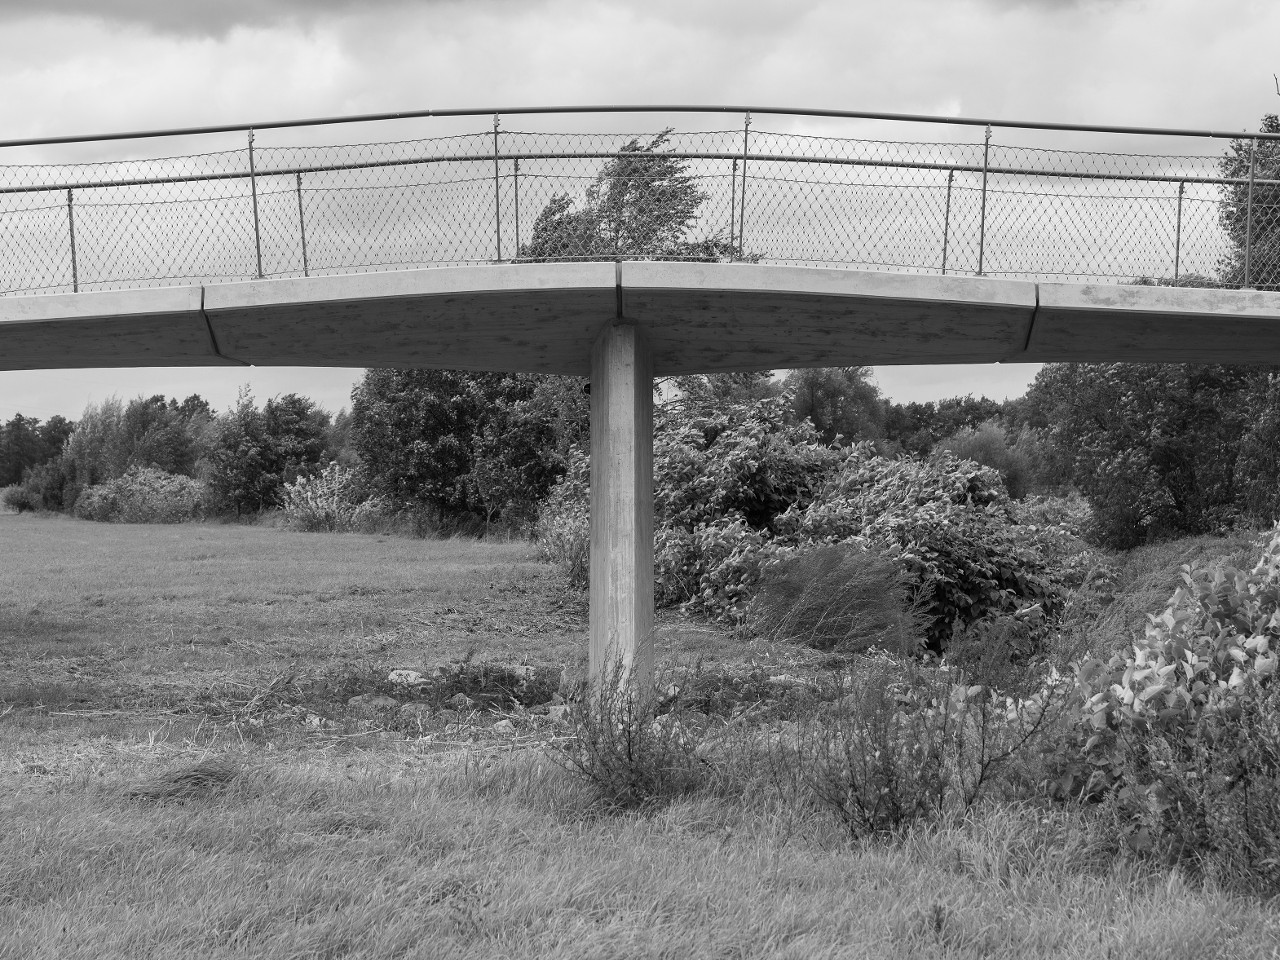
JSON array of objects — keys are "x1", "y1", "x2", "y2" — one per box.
[
  {"x1": 5, "y1": 261, "x2": 1280, "y2": 373},
  {"x1": 9, "y1": 260, "x2": 1280, "y2": 690}
]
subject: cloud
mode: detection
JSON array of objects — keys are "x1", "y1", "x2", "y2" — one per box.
[{"x1": 0, "y1": 0, "x2": 458, "y2": 38}]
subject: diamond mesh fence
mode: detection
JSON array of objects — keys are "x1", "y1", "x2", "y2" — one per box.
[{"x1": 2, "y1": 113, "x2": 1278, "y2": 296}]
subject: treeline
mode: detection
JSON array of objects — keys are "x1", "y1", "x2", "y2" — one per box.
[
  {"x1": 1, "y1": 391, "x2": 342, "y2": 519},
  {"x1": 7, "y1": 360, "x2": 1280, "y2": 551}
]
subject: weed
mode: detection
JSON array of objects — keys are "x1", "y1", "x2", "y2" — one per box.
[
  {"x1": 787, "y1": 653, "x2": 1065, "y2": 839},
  {"x1": 748, "y1": 543, "x2": 926, "y2": 655}
]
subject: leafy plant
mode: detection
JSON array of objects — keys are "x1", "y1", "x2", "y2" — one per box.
[
  {"x1": 1044, "y1": 525, "x2": 1280, "y2": 888},
  {"x1": 778, "y1": 447, "x2": 1062, "y2": 650},
  {"x1": 72, "y1": 467, "x2": 206, "y2": 523},
  {"x1": 2, "y1": 483, "x2": 39, "y2": 513},
  {"x1": 554, "y1": 663, "x2": 711, "y2": 810},
  {"x1": 278, "y1": 462, "x2": 387, "y2": 533},
  {"x1": 793, "y1": 653, "x2": 1062, "y2": 838}
]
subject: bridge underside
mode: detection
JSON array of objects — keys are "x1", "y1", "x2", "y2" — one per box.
[
  {"x1": 7, "y1": 262, "x2": 1280, "y2": 373},
  {"x1": 7, "y1": 262, "x2": 1280, "y2": 691}
]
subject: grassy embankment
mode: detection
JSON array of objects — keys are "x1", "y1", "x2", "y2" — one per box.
[{"x1": 2, "y1": 513, "x2": 1278, "y2": 959}]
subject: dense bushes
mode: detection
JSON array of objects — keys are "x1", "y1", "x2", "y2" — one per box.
[
  {"x1": 278, "y1": 462, "x2": 388, "y2": 533},
  {"x1": 352, "y1": 370, "x2": 587, "y2": 526},
  {"x1": 775, "y1": 447, "x2": 1060, "y2": 649},
  {"x1": 560, "y1": 524, "x2": 1280, "y2": 890},
  {"x1": 1033, "y1": 526, "x2": 1280, "y2": 888},
  {"x1": 540, "y1": 395, "x2": 1065, "y2": 651},
  {"x1": 2, "y1": 483, "x2": 38, "y2": 513},
  {"x1": 72, "y1": 467, "x2": 206, "y2": 523}
]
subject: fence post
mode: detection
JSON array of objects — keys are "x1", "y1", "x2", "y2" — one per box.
[
  {"x1": 738, "y1": 112, "x2": 751, "y2": 259},
  {"x1": 941, "y1": 169, "x2": 954, "y2": 275},
  {"x1": 248, "y1": 129, "x2": 263, "y2": 279},
  {"x1": 492, "y1": 114, "x2": 503, "y2": 262},
  {"x1": 732, "y1": 160, "x2": 742, "y2": 261},
  {"x1": 1244, "y1": 137, "x2": 1258, "y2": 288},
  {"x1": 1173, "y1": 180, "x2": 1184, "y2": 286},
  {"x1": 977, "y1": 125, "x2": 991, "y2": 276},
  {"x1": 66, "y1": 188, "x2": 79, "y2": 293},
  {"x1": 296, "y1": 172, "x2": 309, "y2": 278},
  {"x1": 513, "y1": 158, "x2": 520, "y2": 260}
]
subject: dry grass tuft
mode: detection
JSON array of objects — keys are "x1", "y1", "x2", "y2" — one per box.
[
  {"x1": 123, "y1": 758, "x2": 242, "y2": 803},
  {"x1": 748, "y1": 543, "x2": 927, "y2": 654}
]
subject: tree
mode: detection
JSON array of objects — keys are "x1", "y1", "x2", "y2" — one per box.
[
  {"x1": 1020, "y1": 362, "x2": 1274, "y2": 547},
  {"x1": 937, "y1": 420, "x2": 1042, "y2": 500},
  {"x1": 205, "y1": 391, "x2": 331, "y2": 515},
  {"x1": 1218, "y1": 114, "x2": 1280, "y2": 290},
  {"x1": 262, "y1": 394, "x2": 330, "y2": 488},
  {"x1": 351, "y1": 370, "x2": 587, "y2": 524},
  {"x1": 665, "y1": 372, "x2": 781, "y2": 413},
  {"x1": 785, "y1": 367, "x2": 884, "y2": 445},
  {"x1": 206, "y1": 390, "x2": 275, "y2": 516},
  {"x1": 0, "y1": 413, "x2": 76, "y2": 486},
  {"x1": 120, "y1": 395, "x2": 196, "y2": 476},
  {"x1": 881, "y1": 395, "x2": 1005, "y2": 456},
  {"x1": 520, "y1": 130, "x2": 737, "y2": 262},
  {"x1": 470, "y1": 376, "x2": 589, "y2": 525}
]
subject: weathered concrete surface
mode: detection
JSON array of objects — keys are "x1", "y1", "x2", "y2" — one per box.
[
  {"x1": 6, "y1": 264, "x2": 1280, "y2": 373},
  {"x1": 622, "y1": 262, "x2": 1038, "y2": 371},
  {"x1": 1026, "y1": 283, "x2": 1280, "y2": 363},
  {"x1": 202, "y1": 262, "x2": 618, "y2": 373},
  {"x1": 0, "y1": 286, "x2": 223, "y2": 370},
  {"x1": 589, "y1": 322, "x2": 654, "y2": 694}
]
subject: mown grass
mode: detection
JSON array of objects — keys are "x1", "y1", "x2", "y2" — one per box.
[{"x1": 2, "y1": 515, "x2": 1279, "y2": 958}]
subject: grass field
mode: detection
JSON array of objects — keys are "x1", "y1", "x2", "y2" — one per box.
[{"x1": 3, "y1": 513, "x2": 1279, "y2": 959}]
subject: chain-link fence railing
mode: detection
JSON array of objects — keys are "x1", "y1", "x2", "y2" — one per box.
[{"x1": 3, "y1": 108, "x2": 1278, "y2": 296}]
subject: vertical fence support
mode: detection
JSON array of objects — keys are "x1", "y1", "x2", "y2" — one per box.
[
  {"x1": 1244, "y1": 137, "x2": 1258, "y2": 288},
  {"x1": 492, "y1": 114, "x2": 503, "y2": 262},
  {"x1": 738, "y1": 113, "x2": 751, "y2": 258},
  {"x1": 248, "y1": 129, "x2": 263, "y2": 279},
  {"x1": 513, "y1": 158, "x2": 520, "y2": 260},
  {"x1": 732, "y1": 158, "x2": 742, "y2": 257},
  {"x1": 1173, "y1": 180, "x2": 1185, "y2": 286},
  {"x1": 66, "y1": 188, "x2": 79, "y2": 293},
  {"x1": 941, "y1": 169, "x2": 954, "y2": 275},
  {"x1": 296, "y1": 172, "x2": 309, "y2": 278},
  {"x1": 977, "y1": 125, "x2": 991, "y2": 277}
]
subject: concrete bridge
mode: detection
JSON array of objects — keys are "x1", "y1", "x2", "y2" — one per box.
[{"x1": 4, "y1": 104, "x2": 1280, "y2": 688}]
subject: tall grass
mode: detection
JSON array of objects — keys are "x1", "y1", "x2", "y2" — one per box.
[{"x1": 3, "y1": 735, "x2": 1278, "y2": 960}]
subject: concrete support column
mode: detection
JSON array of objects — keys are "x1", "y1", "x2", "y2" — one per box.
[{"x1": 589, "y1": 321, "x2": 654, "y2": 695}]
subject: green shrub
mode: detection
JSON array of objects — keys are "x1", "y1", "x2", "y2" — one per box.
[
  {"x1": 72, "y1": 467, "x2": 206, "y2": 523},
  {"x1": 2, "y1": 484, "x2": 39, "y2": 513},
  {"x1": 777, "y1": 448, "x2": 1062, "y2": 650},
  {"x1": 655, "y1": 517, "x2": 774, "y2": 618},
  {"x1": 938, "y1": 420, "x2": 1039, "y2": 499},
  {"x1": 1044, "y1": 526, "x2": 1280, "y2": 889},
  {"x1": 748, "y1": 543, "x2": 925, "y2": 654},
  {"x1": 542, "y1": 430, "x2": 1064, "y2": 649},
  {"x1": 554, "y1": 664, "x2": 712, "y2": 810},
  {"x1": 792, "y1": 653, "x2": 1063, "y2": 838},
  {"x1": 277, "y1": 462, "x2": 387, "y2": 533},
  {"x1": 536, "y1": 451, "x2": 589, "y2": 588},
  {"x1": 655, "y1": 396, "x2": 838, "y2": 532}
]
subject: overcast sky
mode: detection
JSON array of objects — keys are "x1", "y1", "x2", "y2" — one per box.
[{"x1": 2, "y1": 0, "x2": 1278, "y2": 421}]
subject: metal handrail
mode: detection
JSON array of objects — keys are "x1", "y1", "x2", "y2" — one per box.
[
  {"x1": 3, "y1": 105, "x2": 1276, "y2": 297},
  {"x1": 4, "y1": 151, "x2": 1275, "y2": 198},
  {"x1": 4, "y1": 102, "x2": 1280, "y2": 150}
]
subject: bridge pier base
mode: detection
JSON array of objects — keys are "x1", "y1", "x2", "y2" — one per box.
[{"x1": 588, "y1": 320, "x2": 654, "y2": 696}]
